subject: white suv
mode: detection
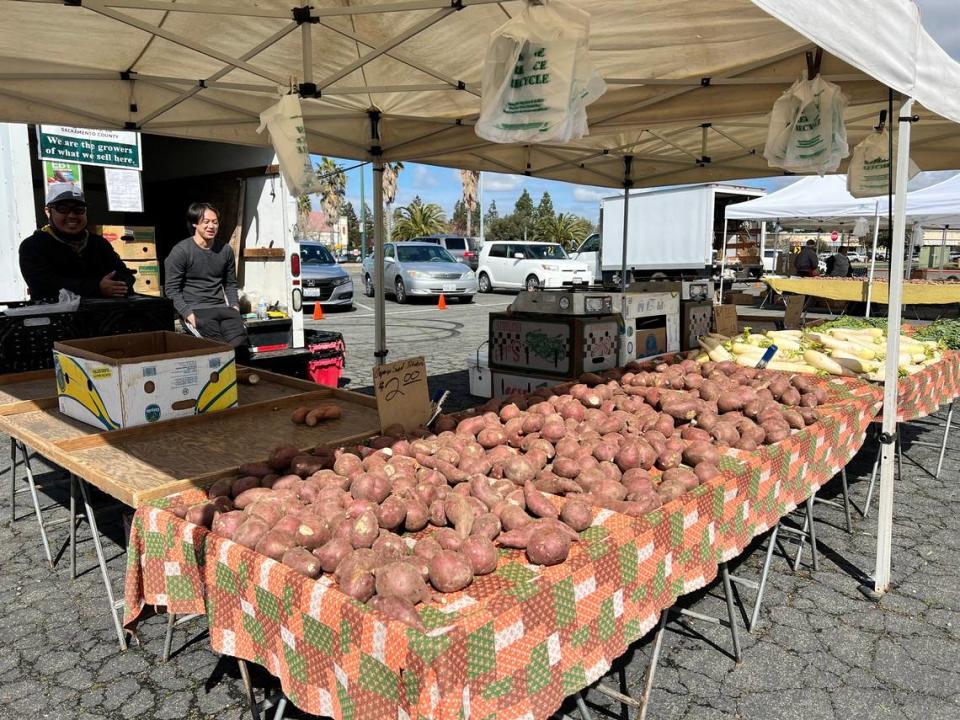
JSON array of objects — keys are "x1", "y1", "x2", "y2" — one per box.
[{"x1": 477, "y1": 241, "x2": 592, "y2": 292}]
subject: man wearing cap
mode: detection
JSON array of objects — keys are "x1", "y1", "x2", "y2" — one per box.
[{"x1": 19, "y1": 188, "x2": 134, "y2": 300}]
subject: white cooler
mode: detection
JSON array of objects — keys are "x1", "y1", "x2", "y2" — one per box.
[{"x1": 467, "y1": 348, "x2": 491, "y2": 398}]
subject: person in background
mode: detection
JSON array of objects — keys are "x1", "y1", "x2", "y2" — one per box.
[
  {"x1": 794, "y1": 239, "x2": 820, "y2": 277},
  {"x1": 164, "y1": 202, "x2": 248, "y2": 355},
  {"x1": 19, "y1": 187, "x2": 134, "y2": 300},
  {"x1": 826, "y1": 246, "x2": 852, "y2": 277}
]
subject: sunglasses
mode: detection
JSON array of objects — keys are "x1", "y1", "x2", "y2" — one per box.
[{"x1": 51, "y1": 204, "x2": 87, "y2": 216}]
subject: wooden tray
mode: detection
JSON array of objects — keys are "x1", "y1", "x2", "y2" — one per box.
[{"x1": 0, "y1": 367, "x2": 380, "y2": 507}]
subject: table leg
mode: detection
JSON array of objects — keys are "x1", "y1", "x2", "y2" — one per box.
[
  {"x1": 70, "y1": 474, "x2": 77, "y2": 580},
  {"x1": 77, "y1": 476, "x2": 127, "y2": 650},
  {"x1": 748, "y1": 523, "x2": 780, "y2": 632},
  {"x1": 17, "y1": 440, "x2": 53, "y2": 568},
  {"x1": 720, "y1": 563, "x2": 742, "y2": 663},
  {"x1": 637, "y1": 612, "x2": 669, "y2": 720},
  {"x1": 237, "y1": 658, "x2": 261, "y2": 720},
  {"x1": 8, "y1": 437, "x2": 15, "y2": 523},
  {"x1": 936, "y1": 400, "x2": 955, "y2": 479}
]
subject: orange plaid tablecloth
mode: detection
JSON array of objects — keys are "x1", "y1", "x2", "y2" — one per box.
[
  {"x1": 124, "y1": 379, "x2": 881, "y2": 720},
  {"x1": 878, "y1": 351, "x2": 960, "y2": 423}
]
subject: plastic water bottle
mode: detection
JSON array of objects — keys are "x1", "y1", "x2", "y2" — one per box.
[{"x1": 257, "y1": 297, "x2": 267, "y2": 320}]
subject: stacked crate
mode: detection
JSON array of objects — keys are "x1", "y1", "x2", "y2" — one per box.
[{"x1": 97, "y1": 225, "x2": 161, "y2": 296}]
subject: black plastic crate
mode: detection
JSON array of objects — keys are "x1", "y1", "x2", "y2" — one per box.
[{"x1": 0, "y1": 308, "x2": 83, "y2": 373}]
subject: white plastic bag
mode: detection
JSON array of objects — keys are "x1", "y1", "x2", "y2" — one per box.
[
  {"x1": 764, "y1": 75, "x2": 849, "y2": 174},
  {"x1": 476, "y1": 1, "x2": 605, "y2": 144},
  {"x1": 846, "y1": 129, "x2": 921, "y2": 197},
  {"x1": 257, "y1": 94, "x2": 316, "y2": 195}
]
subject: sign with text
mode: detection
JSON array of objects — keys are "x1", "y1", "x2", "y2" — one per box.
[
  {"x1": 373, "y1": 356, "x2": 432, "y2": 432},
  {"x1": 42, "y1": 160, "x2": 83, "y2": 196},
  {"x1": 105, "y1": 168, "x2": 144, "y2": 212},
  {"x1": 38, "y1": 125, "x2": 142, "y2": 170}
]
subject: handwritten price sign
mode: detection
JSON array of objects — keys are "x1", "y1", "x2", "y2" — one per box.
[{"x1": 373, "y1": 356, "x2": 432, "y2": 432}]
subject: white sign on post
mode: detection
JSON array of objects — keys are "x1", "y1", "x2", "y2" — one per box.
[{"x1": 104, "y1": 168, "x2": 144, "y2": 212}]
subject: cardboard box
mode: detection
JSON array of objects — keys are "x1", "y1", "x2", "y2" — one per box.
[
  {"x1": 96, "y1": 225, "x2": 157, "y2": 260},
  {"x1": 725, "y1": 292, "x2": 755, "y2": 306},
  {"x1": 128, "y1": 261, "x2": 161, "y2": 296},
  {"x1": 634, "y1": 326, "x2": 667, "y2": 359},
  {"x1": 53, "y1": 331, "x2": 237, "y2": 430}
]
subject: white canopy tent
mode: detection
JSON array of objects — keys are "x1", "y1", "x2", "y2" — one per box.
[
  {"x1": 900, "y1": 172, "x2": 960, "y2": 228},
  {"x1": 725, "y1": 175, "x2": 882, "y2": 226},
  {"x1": 2, "y1": 0, "x2": 960, "y2": 594}
]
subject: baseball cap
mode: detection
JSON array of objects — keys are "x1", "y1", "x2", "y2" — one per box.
[{"x1": 45, "y1": 184, "x2": 86, "y2": 206}]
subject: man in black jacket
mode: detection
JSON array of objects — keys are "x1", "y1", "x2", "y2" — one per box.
[
  {"x1": 793, "y1": 239, "x2": 820, "y2": 277},
  {"x1": 19, "y1": 188, "x2": 134, "y2": 300}
]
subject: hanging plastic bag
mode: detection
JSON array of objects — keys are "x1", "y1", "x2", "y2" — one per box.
[
  {"x1": 257, "y1": 94, "x2": 316, "y2": 195},
  {"x1": 764, "y1": 75, "x2": 849, "y2": 174},
  {"x1": 476, "y1": 1, "x2": 605, "y2": 144},
  {"x1": 852, "y1": 216, "x2": 870, "y2": 238},
  {"x1": 846, "y1": 129, "x2": 921, "y2": 197}
]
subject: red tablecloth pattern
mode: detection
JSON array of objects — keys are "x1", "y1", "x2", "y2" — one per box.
[{"x1": 124, "y1": 380, "x2": 881, "y2": 720}]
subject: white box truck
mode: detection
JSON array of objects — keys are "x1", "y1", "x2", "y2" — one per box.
[{"x1": 571, "y1": 183, "x2": 767, "y2": 285}]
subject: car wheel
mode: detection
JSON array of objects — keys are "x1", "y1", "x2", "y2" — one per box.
[
  {"x1": 395, "y1": 277, "x2": 408, "y2": 304},
  {"x1": 525, "y1": 275, "x2": 540, "y2": 292},
  {"x1": 478, "y1": 272, "x2": 492, "y2": 293},
  {"x1": 364, "y1": 274, "x2": 374, "y2": 297},
  {"x1": 458, "y1": 295, "x2": 474, "y2": 304}
]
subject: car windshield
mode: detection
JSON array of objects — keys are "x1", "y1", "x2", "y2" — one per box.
[
  {"x1": 397, "y1": 245, "x2": 456, "y2": 263},
  {"x1": 301, "y1": 244, "x2": 335, "y2": 265},
  {"x1": 524, "y1": 244, "x2": 568, "y2": 260}
]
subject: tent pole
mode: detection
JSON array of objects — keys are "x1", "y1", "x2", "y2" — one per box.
[
  {"x1": 373, "y1": 160, "x2": 386, "y2": 365},
  {"x1": 939, "y1": 226, "x2": 948, "y2": 272},
  {"x1": 619, "y1": 156, "x2": 633, "y2": 292},
  {"x1": 873, "y1": 97, "x2": 914, "y2": 595},
  {"x1": 301, "y1": 21, "x2": 313, "y2": 83},
  {"x1": 718, "y1": 218, "x2": 729, "y2": 305},
  {"x1": 478, "y1": 172, "x2": 484, "y2": 244},
  {"x1": 360, "y1": 167, "x2": 366, "y2": 261},
  {"x1": 866, "y1": 201, "x2": 880, "y2": 318}
]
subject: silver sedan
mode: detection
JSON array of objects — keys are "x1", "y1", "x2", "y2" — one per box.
[{"x1": 362, "y1": 241, "x2": 478, "y2": 303}]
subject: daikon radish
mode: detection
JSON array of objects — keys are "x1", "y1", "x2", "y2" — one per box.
[{"x1": 804, "y1": 349, "x2": 847, "y2": 376}]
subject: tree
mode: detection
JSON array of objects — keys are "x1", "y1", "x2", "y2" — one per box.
[
  {"x1": 296, "y1": 193, "x2": 312, "y2": 238},
  {"x1": 382, "y1": 161, "x2": 404, "y2": 241},
  {"x1": 484, "y1": 200, "x2": 499, "y2": 224},
  {"x1": 362, "y1": 202, "x2": 374, "y2": 252},
  {"x1": 316, "y1": 157, "x2": 347, "y2": 247},
  {"x1": 393, "y1": 202, "x2": 447, "y2": 241},
  {"x1": 343, "y1": 201, "x2": 359, "y2": 251},
  {"x1": 513, "y1": 189, "x2": 535, "y2": 239},
  {"x1": 535, "y1": 192, "x2": 555, "y2": 225},
  {"x1": 451, "y1": 199, "x2": 480, "y2": 236},
  {"x1": 485, "y1": 214, "x2": 525, "y2": 244},
  {"x1": 536, "y1": 213, "x2": 595, "y2": 250},
  {"x1": 460, "y1": 169, "x2": 479, "y2": 236}
]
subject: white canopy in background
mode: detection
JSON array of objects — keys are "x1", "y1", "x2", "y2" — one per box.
[
  {"x1": 900, "y1": 173, "x2": 960, "y2": 228},
  {"x1": 1, "y1": 0, "x2": 960, "y2": 188},
  {"x1": 725, "y1": 175, "x2": 879, "y2": 226}
]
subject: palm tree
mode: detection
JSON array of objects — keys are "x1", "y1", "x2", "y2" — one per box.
[
  {"x1": 316, "y1": 157, "x2": 347, "y2": 249},
  {"x1": 393, "y1": 202, "x2": 447, "y2": 241},
  {"x1": 296, "y1": 193, "x2": 312, "y2": 238},
  {"x1": 382, "y1": 161, "x2": 404, "y2": 241},
  {"x1": 459, "y1": 169, "x2": 479, "y2": 236},
  {"x1": 536, "y1": 213, "x2": 594, "y2": 250}
]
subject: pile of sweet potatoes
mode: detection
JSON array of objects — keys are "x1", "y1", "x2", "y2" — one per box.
[{"x1": 167, "y1": 354, "x2": 827, "y2": 630}]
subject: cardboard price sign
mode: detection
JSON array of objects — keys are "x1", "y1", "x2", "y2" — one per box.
[
  {"x1": 713, "y1": 304, "x2": 739, "y2": 337},
  {"x1": 373, "y1": 356, "x2": 432, "y2": 432}
]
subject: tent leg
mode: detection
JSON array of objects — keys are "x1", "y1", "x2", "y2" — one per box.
[
  {"x1": 619, "y1": 156, "x2": 633, "y2": 292},
  {"x1": 866, "y1": 201, "x2": 880, "y2": 318},
  {"x1": 874, "y1": 96, "x2": 914, "y2": 595},
  {"x1": 373, "y1": 160, "x2": 386, "y2": 366}
]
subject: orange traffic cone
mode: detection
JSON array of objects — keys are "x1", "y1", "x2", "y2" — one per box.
[
  {"x1": 437, "y1": 294, "x2": 447, "y2": 310},
  {"x1": 313, "y1": 302, "x2": 324, "y2": 320}
]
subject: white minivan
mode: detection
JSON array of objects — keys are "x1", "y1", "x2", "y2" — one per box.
[{"x1": 477, "y1": 241, "x2": 592, "y2": 292}]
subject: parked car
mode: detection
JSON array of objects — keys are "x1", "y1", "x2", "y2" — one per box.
[
  {"x1": 846, "y1": 250, "x2": 867, "y2": 263},
  {"x1": 410, "y1": 235, "x2": 480, "y2": 270},
  {"x1": 476, "y1": 241, "x2": 592, "y2": 292},
  {"x1": 361, "y1": 241, "x2": 477, "y2": 303},
  {"x1": 336, "y1": 253, "x2": 353, "y2": 263},
  {"x1": 299, "y1": 242, "x2": 353, "y2": 308}
]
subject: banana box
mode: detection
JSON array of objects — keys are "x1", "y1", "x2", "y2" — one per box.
[{"x1": 53, "y1": 331, "x2": 237, "y2": 430}]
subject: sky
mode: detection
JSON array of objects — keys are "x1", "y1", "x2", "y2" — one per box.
[{"x1": 317, "y1": 0, "x2": 959, "y2": 224}]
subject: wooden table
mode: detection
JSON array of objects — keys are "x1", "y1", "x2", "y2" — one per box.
[
  {"x1": 0, "y1": 366, "x2": 382, "y2": 649},
  {"x1": 0, "y1": 367, "x2": 380, "y2": 507}
]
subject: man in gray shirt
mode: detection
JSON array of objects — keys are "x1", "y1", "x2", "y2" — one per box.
[{"x1": 164, "y1": 202, "x2": 247, "y2": 353}]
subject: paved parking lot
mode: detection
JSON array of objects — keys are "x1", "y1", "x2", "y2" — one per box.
[{"x1": 308, "y1": 264, "x2": 511, "y2": 412}]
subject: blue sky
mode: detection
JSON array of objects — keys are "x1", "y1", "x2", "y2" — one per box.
[{"x1": 316, "y1": 0, "x2": 958, "y2": 223}]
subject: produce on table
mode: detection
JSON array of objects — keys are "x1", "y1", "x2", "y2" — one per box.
[
  {"x1": 291, "y1": 403, "x2": 344, "y2": 426},
  {"x1": 170, "y1": 355, "x2": 830, "y2": 629},
  {"x1": 701, "y1": 325, "x2": 943, "y2": 380}
]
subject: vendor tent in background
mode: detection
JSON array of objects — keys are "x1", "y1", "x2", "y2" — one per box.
[
  {"x1": 725, "y1": 174, "x2": 879, "y2": 226},
  {"x1": 900, "y1": 172, "x2": 960, "y2": 227},
  {"x1": 2, "y1": 0, "x2": 960, "y2": 595}
]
